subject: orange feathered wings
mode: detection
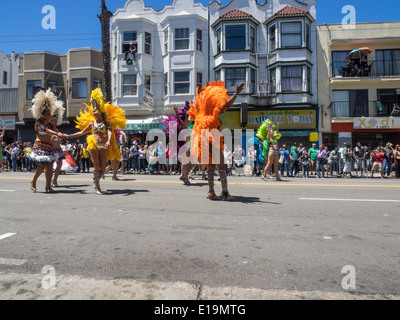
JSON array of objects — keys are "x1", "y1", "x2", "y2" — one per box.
[{"x1": 187, "y1": 81, "x2": 229, "y2": 166}]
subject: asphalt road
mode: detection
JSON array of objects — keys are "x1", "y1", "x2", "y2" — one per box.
[{"x1": 0, "y1": 170, "x2": 399, "y2": 299}]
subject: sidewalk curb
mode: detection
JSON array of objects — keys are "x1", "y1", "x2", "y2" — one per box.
[{"x1": 1, "y1": 272, "x2": 399, "y2": 300}]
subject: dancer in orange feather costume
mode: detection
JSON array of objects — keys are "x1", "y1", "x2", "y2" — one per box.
[{"x1": 187, "y1": 80, "x2": 245, "y2": 201}]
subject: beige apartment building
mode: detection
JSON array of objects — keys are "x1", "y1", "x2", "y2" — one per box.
[
  {"x1": 17, "y1": 47, "x2": 104, "y2": 141},
  {"x1": 317, "y1": 21, "x2": 400, "y2": 148}
]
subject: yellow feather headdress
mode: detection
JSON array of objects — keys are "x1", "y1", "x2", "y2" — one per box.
[{"x1": 90, "y1": 88, "x2": 106, "y2": 113}]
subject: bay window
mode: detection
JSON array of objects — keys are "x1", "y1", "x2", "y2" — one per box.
[
  {"x1": 122, "y1": 31, "x2": 137, "y2": 53},
  {"x1": 175, "y1": 28, "x2": 189, "y2": 50},
  {"x1": 174, "y1": 71, "x2": 190, "y2": 94},
  {"x1": 281, "y1": 22, "x2": 302, "y2": 48},
  {"x1": 281, "y1": 66, "x2": 302, "y2": 92},
  {"x1": 122, "y1": 74, "x2": 137, "y2": 96},
  {"x1": 225, "y1": 68, "x2": 246, "y2": 93},
  {"x1": 225, "y1": 24, "x2": 246, "y2": 50}
]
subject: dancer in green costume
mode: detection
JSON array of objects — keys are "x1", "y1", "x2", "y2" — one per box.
[{"x1": 256, "y1": 119, "x2": 282, "y2": 181}]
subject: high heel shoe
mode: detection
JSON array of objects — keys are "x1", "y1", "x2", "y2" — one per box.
[
  {"x1": 30, "y1": 181, "x2": 37, "y2": 193},
  {"x1": 112, "y1": 175, "x2": 120, "y2": 181},
  {"x1": 51, "y1": 181, "x2": 59, "y2": 187},
  {"x1": 220, "y1": 190, "x2": 235, "y2": 201},
  {"x1": 45, "y1": 186, "x2": 55, "y2": 193},
  {"x1": 207, "y1": 191, "x2": 218, "y2": 200}
]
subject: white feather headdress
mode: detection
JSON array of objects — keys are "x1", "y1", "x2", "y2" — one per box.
[
  {"x1": 53, "y1": 101, "x2": 65, "y2": 126},
  {"x1": 29, "y1": 88, "x2": 59, "y2": 120}
]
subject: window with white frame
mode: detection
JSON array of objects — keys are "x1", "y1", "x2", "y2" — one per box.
[
  {"x1": 215, "y1": 69, "x2": 221, "y2": 81},
  {"x1": 281, "y1": 66, "x2": 302, "y2": 92},
  {"x1": 175, "y1": 28, "x2": 189, "y2": 50},
  {"x1": 250, "y1": 26, "x2": 256, "y2": 53},
  {"x1": 144, "y1": 74, "x2": 151, "y2": 91},
  {"x1": 47, "y1": 80, "x2": 57, "y2": 93},
  {"x1": 122, "y1": 32, "x2": 137, "y2": 53},
  {"x1": 197, "y1": 29, "x2": 202, "y2": 52},
  {"x1": 281, "y1": 22, "x2": 302, "y2": 48},
  {"x1": 113, "y1": 74, "x2": 116, "y2": 98},
  {"x1": 225, "y1": 68, "x2": 246, "y2": 93},
  {"x1": 72, "y1": 78, "x2": 87, "y2": 98},
  {"x1": 93, "y1": 78, "x2": 102, "y2": 90},
  {"x1": 250, "y1": 69, "x2": 256, "y2": 94},
  {"x1": 26, "y1": 80, "x2": 41, "y2": 100},
  {"x1": 305, "y1": 22, "x2": 311, "y2": 50},
  {"x1": 122, "y1": 74, "x2": 137, "y2": 96},
  {"x1": 3, "y1": 71, "x2": 7, "y2": 85},
  {"x1": 270, "y1": 68, "x2": 276, "y2": 94},
  {"x1": 196, "y1": 72, "x2": 203, "y2": 90},
  {"x1": 268, "y1": 24, "x2": 276, "y2": 51},
  {"x1": 174, "y1": 71, "x2": 190, "y2": 94},
  {"x1": 164, "y1": 73, "x2": 168, "y2": 96},
  {"x1": 307, "y1": 67, "x2": 311, "y2": 93},
  {"x1": 145, "y1": 32, "x2": 151, "y2": 55},
  {"x1": 225, "y1": 24, "x2": 246, "y2": 50},
  {"x1": 217, "y1": 27, "x2": 222, "y2": 53},
  {"x1": 164, "y1": 29, "x2": 168, "y2": 54}
]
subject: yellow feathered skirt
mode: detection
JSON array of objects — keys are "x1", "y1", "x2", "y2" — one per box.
[{"x1": 86, "y1": 133, "x2": 121, "y2": 161}]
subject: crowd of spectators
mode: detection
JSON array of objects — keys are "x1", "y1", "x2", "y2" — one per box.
[
  {"x1": 2, "y1": 138, "x2": 400, "y2": 180},
  {"x1": 271, "y1": 141, "x2": 400, "y2": 179}
]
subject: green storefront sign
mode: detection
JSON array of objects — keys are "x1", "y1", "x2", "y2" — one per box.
[{"x1": 124, "y1": 123, "x2": 166, "y2": 131}]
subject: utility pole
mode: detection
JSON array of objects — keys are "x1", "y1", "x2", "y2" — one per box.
[{"x1": 98, "y1": 0, "x2": 113, "y2": 103}]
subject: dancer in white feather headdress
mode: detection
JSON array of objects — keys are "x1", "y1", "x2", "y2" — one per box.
[{"x1": 29, "y1": 88, "x2": 64, "y2": 193}]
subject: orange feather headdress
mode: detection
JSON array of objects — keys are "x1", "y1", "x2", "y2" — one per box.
[{"x1": 187, "y1": 81, "x2": 229, "y2": 166}]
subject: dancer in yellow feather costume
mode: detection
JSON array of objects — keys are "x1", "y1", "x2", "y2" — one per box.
[
  {"x1": 187, "y1": 80, "x2": 245, "y2": 201},
  {"x1": 59, "y1": 88, "x2": 126, "y2": 194}
]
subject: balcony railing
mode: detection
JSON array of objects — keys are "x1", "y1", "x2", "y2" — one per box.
[
  {"x1": 257, "y1": 81, "x2": 276, "y2": 96},
  {"x1": 332, "y1": 100, "x2": 400, "y2": 117},
  {"x1": 331, "y1": 60, "x2": 400, "y2": 78}
]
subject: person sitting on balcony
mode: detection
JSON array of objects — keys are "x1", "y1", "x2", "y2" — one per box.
[
  {"x1": 391, "y1": 103, "x2": 400, "y2": 116},
  {"x1": 124, "y1": 43, "x2": 136, "y2": 61},
  {"x1": 342, "y1": 59, "x2": 357, "y2": 77},
  {"x1": 357, "y1": 56, "x2": 370, "y2": 76}
]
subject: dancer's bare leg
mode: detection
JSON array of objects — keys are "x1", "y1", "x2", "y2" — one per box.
[
  {"x1": 273, "y1": 153, "x2": 282, "y2": 181},
  {"x1": 52, "y1": 159, "x2": 62, "y2": 186},
  {"x1": 180, "y1": 162, "x2": 196, "y2": 185},
  {"x1": 111, "y1": 159, "x2": 119, "y2": 180},
  {"x1": 31, "y1": 163, "x2": 46, "y2": 192},
  {"x1": 207, "y1": 164, "x2": 218, "y2": 200},
  {"x1": 217, "y1": 149, "x2": 234, "y2": 201},
  {"x1": 89, "y1": 149, "x2": 103, "y2": 195},
  {"x1": 45, "y1": 164, "x2": 54, "y2": 192}
]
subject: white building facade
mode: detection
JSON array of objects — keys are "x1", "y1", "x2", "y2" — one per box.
[
  {"x1": 112, "y1": 0, "x2": 318, "y2": 145},
  {"x1": 111, "y1": 0, "x2": 208, "y2": 133},
  {"x1": 0, "y1": 51, "x2": 19, "y2": 89},
  {"x1": 209, "y1": 0, "x2": 318, "y2": 146}
]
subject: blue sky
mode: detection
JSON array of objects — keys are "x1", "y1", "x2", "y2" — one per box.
[{"x1": 0, "y1": 0, "x2": 399, "y2": 55}]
